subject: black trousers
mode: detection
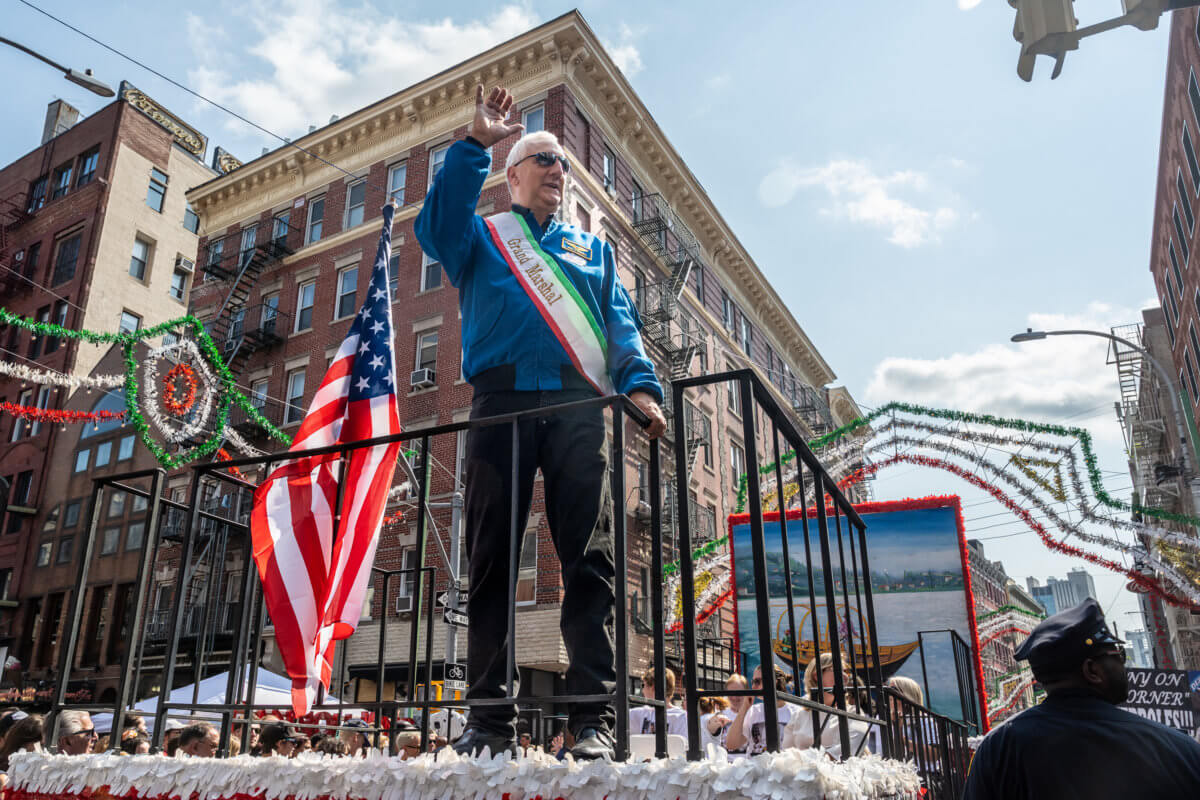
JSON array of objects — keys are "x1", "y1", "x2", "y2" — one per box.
[{"x1": 462, "y1": 388, "x2": 615, "y2": 739}]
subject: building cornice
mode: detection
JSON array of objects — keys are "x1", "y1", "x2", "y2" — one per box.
[{"x1": 188, "y1": 10, "x2": 838, "y2": 389}]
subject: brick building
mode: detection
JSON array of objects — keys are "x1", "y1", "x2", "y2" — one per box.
[
  {"x1": 182, "y1": 11, "x2": 865, "y2": 705},
  {"x1": 0, "y1": 85, "x2": 213, "y2": 706}
]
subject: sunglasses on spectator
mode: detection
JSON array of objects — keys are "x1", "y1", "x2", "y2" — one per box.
[
  {"x1": 515, "y1": 152, "x2": 570, "y2": 173},
  {"x1": 71, "y1": 729, "x2": 97, "y2": 737}
]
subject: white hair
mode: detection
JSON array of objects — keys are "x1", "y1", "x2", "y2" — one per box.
[
  {"x1": 58, "y1": 710, "x2": 91, "y2": 737},
  {"x1": 504, "y1": 130, "x2": 563, "y2": 171},
  {"x1": 504, "y1": 131, "x2": 564, "y2": 197}
]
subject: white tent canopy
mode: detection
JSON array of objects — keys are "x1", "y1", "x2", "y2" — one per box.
[{"x1": 93, "y1": 667, "x2": 360, "y2": 734}]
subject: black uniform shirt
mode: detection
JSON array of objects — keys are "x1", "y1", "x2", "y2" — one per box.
[{"x1": 963, "y1": 689, "x2": 1200, "y2": 800}]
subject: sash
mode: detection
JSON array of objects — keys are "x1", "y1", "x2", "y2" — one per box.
[{"x1": 484, "y1": 211, "x2": 614, "y2": 395}]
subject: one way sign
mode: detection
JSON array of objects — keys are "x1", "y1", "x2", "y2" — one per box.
[{"x1": 443, "y1": 607, "x2": 468, "y2": 627}]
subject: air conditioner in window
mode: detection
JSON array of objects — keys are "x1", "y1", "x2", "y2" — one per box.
[
  {"x1": 395, "y1": 593, "x2": 412, "y2": 613},
  {"x1": 175, "y1": 256, "x2": 195, "y2": 274},
  {"x1": 410, "y1": 368, "x2": 436, "y2": 389}
]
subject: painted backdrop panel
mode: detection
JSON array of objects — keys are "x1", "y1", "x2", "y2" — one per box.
[{"x1": 729, "y1": 497, "x2": 984, "y2": 723}]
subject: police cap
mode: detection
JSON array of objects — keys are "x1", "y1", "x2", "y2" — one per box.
[{"x1": 1014, "y1": 597, "x2": 1124, "y2": 677}]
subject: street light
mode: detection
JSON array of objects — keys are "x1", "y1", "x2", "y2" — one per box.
[
  {"x1": 0, "y1": 36, "x2": 114, "y2": 97},
  {"x1": 1011, "y1": 327, "x2": 1198, "y2": 480}
]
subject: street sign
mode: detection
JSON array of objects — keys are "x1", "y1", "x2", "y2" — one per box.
[
  {"x1": 443, "y1": 607, "x2": 468, "y2": 627},
  {"x1": 436, "y1": 592, "x2": 450, "y2": 607},
  {"x1": 443, "y1": 661, "x2": 467, "y2": 691}
]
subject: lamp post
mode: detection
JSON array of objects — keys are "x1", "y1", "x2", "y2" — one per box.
[
  {"x1": 1011, "y1": 327, "x2": 1199, "y2": 480},
  {"x1": 0, "y1": 36, "x2": 114, "y2": 97}
]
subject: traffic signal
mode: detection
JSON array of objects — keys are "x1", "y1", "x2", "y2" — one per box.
[{"x1": 1010, "y1": 0, "x2": 1078, "y2": 81}]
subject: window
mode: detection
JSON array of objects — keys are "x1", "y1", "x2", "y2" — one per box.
[
  {"x1": 170, "y1": 267, "x2": 188, "y2": 301},
  {"x1": 388, "y1": 162, "x2": 407, "y2": 206},
  {"x1": 694, "y1": 265, "x2": 705, "y2": 304},
  {"x1": 27, "y1": 175, "x2": 47, "y2": 213},
  {"x1": 118, "y1": 434, "x2": 135, "y2": 461},
  {"x1": 0, "y1": 570, "x2": 9, "y2": 601},
  {"x1": 29, "y1": 307, "x2": 49, "y2": 359},
  {"x1": 1186, "y1": 125, "x2": 1200, "y2": 194},
  {"x1": 1187, "y1": 349, "x2": 1200, "y2": 403},
  {"x1": 346, "y1": 179, "x2": 367, "y2": 228},
  {"x1": 397, "y1": 548, "x2": 419, "y2": 608},
  {"x1": 119, "y1": 310, "x2": 141, "y2": 334},
  {"x1": 126, "y1": 522, "x2": 145, "y2": 551},
  {"x1": 56, "y1": 537, "x2": 74, "y2": 565},
  {"x1": 76, "y1": 147, "x2": 99, "y2": 188},
  {"x1": 52, "y1": 233, "x2": 81, "y2": 286},
  {"x1": 1190, "y1": 70, "x2": 1200, "y2": 130},
  {"x1": 517, "y1": 526, "x2": 537, "y2": 604},
  {"x1": 129, "y1": 237, "x2": 151, "y2": 280},
  {"x1": 296, "y1": 281, "x2": 315, "y2": 331},
  {"x1": 421, "y1": 252, "x2": 442, "y2": 292},
  {"x1": 108, "y1": 492, "x2": 125, "y2": 518},
  {"x1": 522, "y1": 104, "x2": 545, "y2": 134},
  {"x1": 29, "y1": 388, "x2": 48, "y2": 438},
  {"x1": 64, "y1": 500, "x2": 80, "y2": 528},
  {"x1": 1171, "y1": 241, "x2": 1185, "y2": 292},
  {"x1": 261, "y1": 294, "x2": 279, "y2": 333},
  {"x1": 740, "y1": 315, "x2": 752, "y2": 356},
  {"x1": 11, "y1": 471, "x2": 32, "y2": 507},
  {"x1": 722, "y1": 291, "x2": 734, "y2": 331},
  {"x1": 335, "y1": 266, "x2": 358, "y2": 319},
  {"x1": 74, "y1": 449, "x2": 89, "y2": 473},
  {"x1": 238, "y1": 224, "x2": 258, "y2": 268},
  {"x1": 94, "y1": 440, "x2": 112, "y2": 468},
  {"x1": 36, "y1": 542, "x2": 52, "y2": 567},
  {"x1": 727, "y1": 373, "x2": 743, "y2": 416},
  {"x1": 602, "y1": 146, "x2": 616, "y2": 191},
  {"x1": 250, "y1": 379, "x2": 268, "y2": 408},
  {"x1": 100, "y1": 527, "x2": 120, "y2": 556},
  {"x1": 205, "y1": 237, "x2": 224, "y2": 270},
  {"x1": 286, "y1": 369, "x2": 306, "y2": 424},
  {"x1": 11, "y1": 389, "x2": 32, "y2": 441},
  {"x1": 183, "y1": 201, "x2": 200, "y2": 233},
  {"x1": 576, "y1": 110, "x2": 591, "y2": 165},
  {"x1": 631, "y1": 179, "x2": 644, "y2": 222},
  {"x1": 23, "y1": 241, "x2": 41, "y2": 280},
  {"x1": 1167, "y1": 276, "x2": 1181, "y2": 325},
  {"x1": 416, "y1": 331, "x2": 438, "y2": 373},
  {"x1": 272, "y1": 211, "x2": 290, "y2": 248},
  {"x1": 306, "y1": 196, "x2": 325, "y2": 244},
  {"x1": 730, "y1": 442, "x2": 746, "y2": 490},
  {"x1": 51, "y1": 162, "x2": 72, "y2": 200},
  {"x1": 146, "y1": 168, "x2": 168, "y2": 212},
  {"x1": 576, "y1": 204, "x2": 591, "y2": 232},
  {"x1": 1175, "y1": 208, "x2": 1190, "y2": 264},
  {"x1": 388, "y1": 254, "x2": 400, "y2": 301},
  {"x1": 429, "y1": 144, "x2": 449, "y2": 186},
  {"x1": 45, "y1": 301, "x2": 67, "y2": 354},
  {"x1": 1181, "y1": 171, "x2": 1195, "y2": 232}
]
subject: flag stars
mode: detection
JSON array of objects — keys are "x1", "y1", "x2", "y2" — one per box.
[
  {"x1": 373, "y1": 287, "x2": 388, "y2": 302},
  {"x1": 369, "y1": 354, "x2": 384, "y2": 371},
  {"x1": 355, "y1": 377, "x2": 371, "y2": 392},
  {"x1": 370, "y1": 320, "x2": 385, "y2": 335},
  {"x1": 358, "y1": 341, "x2": 371, "y2": 355}
]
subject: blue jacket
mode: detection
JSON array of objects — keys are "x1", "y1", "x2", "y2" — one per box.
[{"x1": 415, "y1": 139, "x2": 663, "y2": 403}]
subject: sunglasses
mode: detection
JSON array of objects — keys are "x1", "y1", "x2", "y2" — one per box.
[
  {"x1": 72, "y1": 729, "x2": 97, "y2": 737},
  {"x1": 515, "y1": 152, "x2": 570, "y2": 173}
]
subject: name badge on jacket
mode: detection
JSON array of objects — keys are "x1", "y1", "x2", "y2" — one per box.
[{"x1": 560, "y1": 237, "x2": 592, "y2": 267}]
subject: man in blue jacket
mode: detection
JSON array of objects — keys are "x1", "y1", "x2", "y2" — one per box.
[{"x1": 416, "y1": 85, "x2": 665, "y2": 761}]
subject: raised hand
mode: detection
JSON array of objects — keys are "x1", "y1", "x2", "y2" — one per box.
[{"x1": 468, "y1": 84, "x2": 525, "y2": 148}]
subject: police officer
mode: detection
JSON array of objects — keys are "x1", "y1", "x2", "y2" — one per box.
[
  {"x1": 415, "y1": 86, "x2": 665, "y2": 761},
  {"x1": 963, "y1": 598, "x2": 1200, "y2": 799}
]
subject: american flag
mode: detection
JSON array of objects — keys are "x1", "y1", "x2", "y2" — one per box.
[{"x1": 250, "y1": 204, "x2": 403, "y2": 714}]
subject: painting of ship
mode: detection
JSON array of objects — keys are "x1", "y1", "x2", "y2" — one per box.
[{"x1": 770, "y1": 604, "x2": 919, "y2": 679}]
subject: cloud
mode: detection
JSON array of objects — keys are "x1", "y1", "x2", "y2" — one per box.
[
  {"x1": 705, "y1": 73, "x2": 731, "y2": 91},
  {"x1": 863, "y1": 302, "x2": 1144, "y2": 434},
  {"x1": 759, "y1": 158, "x2": 961, "y2": 247},
  {"x1": 186, "y1": 1, "x2": 540, "y2": 141},
  {"x1": 957, "y1": 0, "x2": 982, "y2": 9},
  {"x1": 601, "y1": 23, "x2": 644, "y2": 77}
]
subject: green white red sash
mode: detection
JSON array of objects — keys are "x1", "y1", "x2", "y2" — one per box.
[{"x1": 484, "y1": 211, "x2": 614, "y2": 395}]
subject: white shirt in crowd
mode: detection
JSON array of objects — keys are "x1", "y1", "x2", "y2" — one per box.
[
  {"x1": 699, "y1": 711, "x2": 733, "y2": 751},
  {"x1": 781, "y1": 706, "x2": 879, "y2": 758},
  {"x1": 629, "y1": 705, "x2": 688, "y2": 737},
  {"x1": 742, "y1": 701, "x2": 803, "y2": 755}
]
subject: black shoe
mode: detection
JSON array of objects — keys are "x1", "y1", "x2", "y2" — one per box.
[
  {"x1": 570, "y1": 727, "x2": 615, "y2": 761},
  {"x1": 452, "y1": 726, "x2": 516, "y2": 758}
]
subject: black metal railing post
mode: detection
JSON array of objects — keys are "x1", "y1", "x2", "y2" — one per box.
[
  {"x1": 647, "y1": 441, "x2": 667, "y2": 759},
  {"x1": 770, "y1": 427, "x2": 803, "y2": 697},
  {"x1": 672, "y1": 381, "x2": 702, "y2": 759},
  {"x1": 611, "y1": 408, "x2": 631, "y2": 761},
  {"x1": 814, "y1": 474, "x2": 852, "y2": 756},
  {"x1": 738, "y1": 374, "x2": 779, "y2": 753}
]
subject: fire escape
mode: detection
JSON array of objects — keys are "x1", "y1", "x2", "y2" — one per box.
[
  {"x1": 628, "y1": 192, "x2": 723, "y2": 659},
  {"x1": 1110, "y1": 323, "x2": 1180, "y2": 511},
  {"x1": 0, "y1": 192, "x2": 33, "y2": 298},
  {"x1": 199, "y1": 219, "x2": 298, "y2": 442}
]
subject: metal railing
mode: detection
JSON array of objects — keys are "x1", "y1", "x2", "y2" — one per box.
[{"x1": 48, "y1": 370, "x2": 972, "y2": 788}]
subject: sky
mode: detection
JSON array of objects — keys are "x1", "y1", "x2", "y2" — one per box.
[{"x1": 0, "y1": 1, "x2": 1177, "y2": 634}]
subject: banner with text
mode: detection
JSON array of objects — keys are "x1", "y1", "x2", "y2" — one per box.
[{"x1": 1120, "y1": 667, "x2": 1198, "y2": 736}]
